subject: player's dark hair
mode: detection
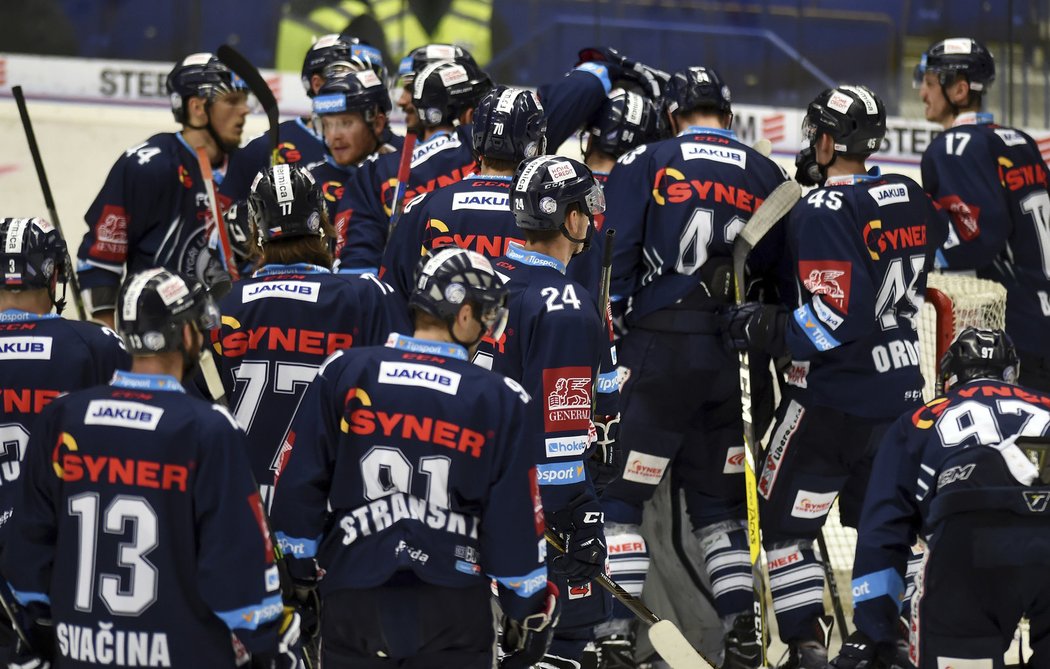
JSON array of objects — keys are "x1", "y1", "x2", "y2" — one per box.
[
  {"x1": 479, "y1": 157, "x2": 519, "y2": 173},
  {"x1": 254, "y1": 211, "x2": 337, "y2": 270}
]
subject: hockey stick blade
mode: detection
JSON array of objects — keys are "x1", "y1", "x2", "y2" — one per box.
[
  {"x1": 752, "y1": 138, "x2": 773, "y2": 158},
  {"x1": 217, "y1": 45, "x2": 280, "y2": 165},
  {"x1": 733, "y1": 180, "x2": 801, "y2": 303}
]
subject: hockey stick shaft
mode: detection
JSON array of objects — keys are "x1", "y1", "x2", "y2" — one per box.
[
  {"x1": 543, "y1": 530, "x2": 716, "y2": 668},
  {"x1": 816, "y1": 529, "x2": 850, "y2": 641},
  {"x1": 217, "y1": 45, "x2": 280, "y2": 166},
  {"x1": 12, "y1": 86, "x2": 88, "y2": 321},
  {"x1": 731, "y1": 179, "x2": 802, "y2": 665},
  {"x1": 0, "y1": 580, "x2": 32, "y2": 650},
  {"x1": 388, "y1": 131, "x2": 418, "y2": 233},
  {"x1": 195, "y1": 148, "x2": 239, "y2": 282},
  {"x1": 593, "y1": 228, "x2": 616, "y2": 413}
]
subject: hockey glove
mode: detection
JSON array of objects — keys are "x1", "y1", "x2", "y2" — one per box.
[
  {"x1": 721, "y1": 302, "x2": 788, "y2": 358},
  {"x1": 794, "y1": 145, "x2": 824, "y2": 187},
  {"x1": 500, "y1": 581, "x2": 560, "y2": 669},
  {"x1": 829, "y1": 631, "x2": 906, "y2": 669},
  {"x1": 576, "y1": 47, "x2": 668, "y2": 100},
  {"x1": 549, "y1": 497, "x2": 607, "y2": 582},
  {"x1": 249, "y1": 607, "x2": 303, "y2": 669}
]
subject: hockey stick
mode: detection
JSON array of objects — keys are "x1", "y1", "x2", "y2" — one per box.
[
  {"x1": 12, "y1": 86, "x2": 88, "y2": 321},
  {"x1": 731, "y1": 179, "x2": 802, "y2": 666},
  {"x1": 0, "y1": 580, "x2": 32, "y2": 650},
  {"x1": 544, "y1": 530, "x2": 715, "y2": 669},
  {"x1": 217, "y1": 44, "x2": 280, "y2": 166},
  {"x1": 195, "y1": 148, "x2": 240, "y2": 283},
  {"x1": 593, "y1": 228, "x2": 616, "y2": 413},
  {"x1": 753, "y1": 138, "x2": 773, "y2": 158},
  {"x1": 816, "y1": 529, "x2": 850, "y2": 642},
  {"x1": 387, "y1": 130, "x2": 418, "y2": 234}
]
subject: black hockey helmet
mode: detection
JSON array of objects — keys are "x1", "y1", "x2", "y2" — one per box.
[
  {"x1": 510, "y1": 156, "x2": 605, "y2": 231},
  {"x1": 0, "y1": 217, "x2": 70, "y2": 310},
  {"x1": 117, "y1": 268, "x2": 220, "y2": 354},
  {"x1": 914, "y1": 38, "x2": 995, "y2": 92},
  {"x1": 248, "y1": 164, "x2": 326, "y2": 246},
  {"x1": 412, "y1": 61, "x2": 483, "y2": 128},
  {"x1": 409, "y1": 248, "x2": 508, "y2": 346},
  {"x1": 313, "y1": 68, "x2": 392, "y2": 118},
  {"x1": 939, "y1": 327, "x2": 1019, "y2": 393},
  {"x1": 472, "y1": 86, "x2": 547, "y2": 162},
  {"x1": 802, "y1": 85, "x2": 886, "y2": 156},
  {"x1": 587, "y1": 89, "x2": 660, "y2": 158},
  {"x1": 301, "y1": 34, "x2": 353, "y2": 96},
  {"x1": 663, "y1": 66, "x2": 732, "y2": 118},
  {"x1": 166, "y1": 53, "x2": 249, "y2": 124},
  {"x1": 398, "y1": 43, "x2": 480, "y2": 86}
]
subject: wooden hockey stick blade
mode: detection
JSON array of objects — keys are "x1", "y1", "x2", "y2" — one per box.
[
  {"x1": 199, "y1": 348, "x2": 227, "y2": 405},
  {"x1": 217, "y1": 45, "x2": 280, "y2": 164},
  {"x1": 752, "y1": 138, "x2": 773, "y2": 157},
  {"x1": 648, "y1": 620, "x2": 715, "y2": 669}
]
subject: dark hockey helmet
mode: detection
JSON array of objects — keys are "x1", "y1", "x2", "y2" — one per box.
[
  {"x1": 510, "y1": 156, "x2": 605, "y2": 231},
  {"x1": 802, "y1": 85, "x2": 886, "y2": 156},
  {"x1": 939, "y1": 327, "x2": 1019, "y2": 393},
  {"x1": 398, "y1": 43, "x2": 479, "y2": 86},
  {"x1": 300, "y1": 34, "x2": 353, "y2": 96},
  {"x1": 247, "y1": 164, "x2": 326, "y2": 245},
  {"x1": 587, "y1": 89, "x2": 660, "y2": 158},
  {"x1": 409, "y1": 248, "x2": 509, "y2": 342},
  {"x1": 117, "y1": 269, "x2": 220, "y2": 354},
  {"x1": 313, "y1": 68, "x2": 392, "y2": 118},
  {"x1": 412, "y1": 61, "x2": 482, "y2": 128},
  {"x1": 914, "y1": 38, "x2": 995, "y2": 92},
  {"x1": 0, "y1": 217, "x2": 69, "y2": 298},
  {"x1": 471, "y1": 86, "x2": 547, "y2": 162},
  {"x1": 166, "y1": 53, "x2": 249, "y2": 124},
  {"x1": 663, "y1": 66, "x2": 732, "y2": 118}
]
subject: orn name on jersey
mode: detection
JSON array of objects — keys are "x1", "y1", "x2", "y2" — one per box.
[
  {"x1": 334, "y1": 491, "x2": 479, "y2": 547},
  {"x1": 56, "y1": 621, "x2": 171, "y2": 667}
]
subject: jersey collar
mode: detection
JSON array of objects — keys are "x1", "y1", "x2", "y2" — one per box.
[
  {"x1": 385, "y1": 333, "x2": 468, "y2": 360},
  {"x1": 323, "y1": 153, "x2": 356, "y2": 174},
  {"x1": 824, "y1": 166, "x2": 883, "y2": 187},
  {"x1": 176, "y1": 132, "x2": 225, "y2": 184},
  {"x1": 506, "y1": 242, "x2": 566, "y2": 274},
  {"x1": 253, "y1": 263, "x2": 332, "y2": 278},
  {"x1": 466, "y1": 174, "x2": 512, "y2": 181},
  {"x1": 111, "y1": 370, "x2": 185, "y2": 393},
  {"x1": 0, "y1": 309, "x2": 60, "y2": 322},
  {"x1": 678, "y1": 126, "x2": 737, "y2": 140},
  {"x1": 952, "y1": 112, "x2": 994, "y2": 127},
  {"x1": 296, "y1": 116, "x2": 323, "y2": 140}
]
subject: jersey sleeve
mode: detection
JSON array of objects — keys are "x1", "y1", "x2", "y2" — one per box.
[
  {"x1": 606, "y1": 148, "x2": 654, "y2": 305},
  {"x1": 337, "y1": 157, "x2": 388, "y2": 274},
  {"x1": 77, "y1": 140, "x2": 177, "y2": 290},
  {"x1": 219, "y1": 133, "x2": 271, "y2": 204},
  {"x1": 269, "y1": 351, "x2": 344, "y2": 581},
  {"x1": 537, "y1": 65, "x2": 611, "y2": 151},
  {"x1": 784, "y1": 199, "x2": 877, "y2": 358},
  {"x1": 483, "y1": 381, "x2": 550, "y2": 621},
  {"x1": 379, "y1": 192, "x2": 429, "y2": 298},
  {"x1": 921, "y1": 132, "x2": 1012, "y2": 270},
  {"x1": 193, "y1": 406, "x2": 282, "y2": 654},
  {"x1": 850, "y1": 413, "x2": 923, "y2": 645}
]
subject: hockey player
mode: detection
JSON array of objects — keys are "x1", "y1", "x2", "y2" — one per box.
[
  {"x1": 581, "y1": 88, "x2": 661, "y2": 179},
  {"x1": 478, "y1": 155, "x2": 617, "y2": 666},
  {"x1": 596, "y1": 66, "x2": 788, "y2": 667},
  {"x1": 77, "y1": 53, "x2": 251, "y2": 329},
  {"x1": 395, "y1": 43, "x2": 491, "y2": 138},
  {"x1": 916, "y1": 37, "x2": 1050, "y2": 392},
  {"x1": 269, "y1": 247, "x2": 560, "y2": 668},
  {"x1": 379, "y1": 85, "x2": 547, "y2": 298},
  {"x1": 218, "y1": 164, "x2": 409, "y2": 508},
  {"x1": 305, "y1": 67, "x2": 396, "y2": 255},
  {"x1": 219, "y1": 34, "x2": 397, "y2": 207},
  {"x1": 338, "y1": 58, "x2": 489, "y2": 272},
  {"x1": 3, "y1": 268, "x2": 298, "y2": 667},
  {"x1": 830, "y1": 328, "x2": 1050, "y2": 668},
  {"x1": 723, "y1": 85, "x2": 943, "y2": 666}
]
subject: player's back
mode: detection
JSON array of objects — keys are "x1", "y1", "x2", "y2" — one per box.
[
  {"x1": 16, "y1": 378, "x2": 278, "y2": 667},
  {"x1": 218, "y1": 266, "x2": 408, "y2": 501},
  {"x1": 273, "y1": 341, "x2": 539, "y2": 591},
  {"x1": 783, "y1": 172, "x2": 939, "y2": 418}
]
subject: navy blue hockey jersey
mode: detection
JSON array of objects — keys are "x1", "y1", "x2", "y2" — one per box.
[
  {"x1": 302, "y1": 156, "x2": 360, "y2": 260},
  {"x1": 269, "y1": 335, "x2": 547, "y2": 621},
  {"x1": 78, "y1": 133, "x2": 221, "y2": 293},
  {"x1": 781, "y1": 171, "x2": 944, "y2": 418},
  {"x1": 218, "y1": 264, "x2": 410, "y2": 506},
  {"x1": 605, "y1": 127, "x2": 789, "y2": 324},
  {"x1": 337, "y1": 127, "x2": 477, "y2": 272},
  {"x1": 0, "y1": 311, "x2": 129, "y2": 549},
  {"x1": 537, "y1": 63, "x2": 616, "y2": 151},
  {"x1": 4, "y1": 371, "x2": 281, "y2": 666},
  {"x1": 850, "y1": 379, "x2": 1050, "y2": 644},
  {"x1": 479, "y1": 244, "x2": 619, "y2": 515},
  {"x1": 219, "y1": 118, "x2": 327, "y2": 206},
  {"x1": 921, "y1": 113, "x2": 1050, "y2": 353}
]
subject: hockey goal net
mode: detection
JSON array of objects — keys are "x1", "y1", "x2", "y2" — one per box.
[{"x1": 819, "y1": 271, "x2": 1007, "y2": 614}]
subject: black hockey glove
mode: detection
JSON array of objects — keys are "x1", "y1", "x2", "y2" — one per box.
[
  {"x1": 249, "y1": 607, "x2": 303, "y2": 669},
  {"x1": 500, "y1": 581, "x2": 560, "y2": 669},
  {"x1": 794, "y1": 145, "x2": 824, "y2": 187},
  {"x1": 589, "y1": 414, "x2": 621, "y2": 489},
  {"x1": 721, "y1": 302, "x2": 788, "y2": 358},
  {"x1": 549, "y1": 496, "x2": 607, "y2": 582},
  {"x1": 829, "y1": 631, "x2": 906, "y2": 669},
  {"x1": 576, "y1": 47, "x2": 668, "y2": 100}
]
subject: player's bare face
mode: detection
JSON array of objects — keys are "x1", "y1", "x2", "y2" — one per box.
[
  {"x1": 919, "y1": 73, "x2": 952, "y2": 126},
  {"x1": 210, "y1": 92, "x2": 250, "y2": 147},
  {"x1": 399, "y1": 86, "x2": 420, "y2": 133},
  {"x1": 322, "y1": 112, "x2": 375, "y2": 166}
]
